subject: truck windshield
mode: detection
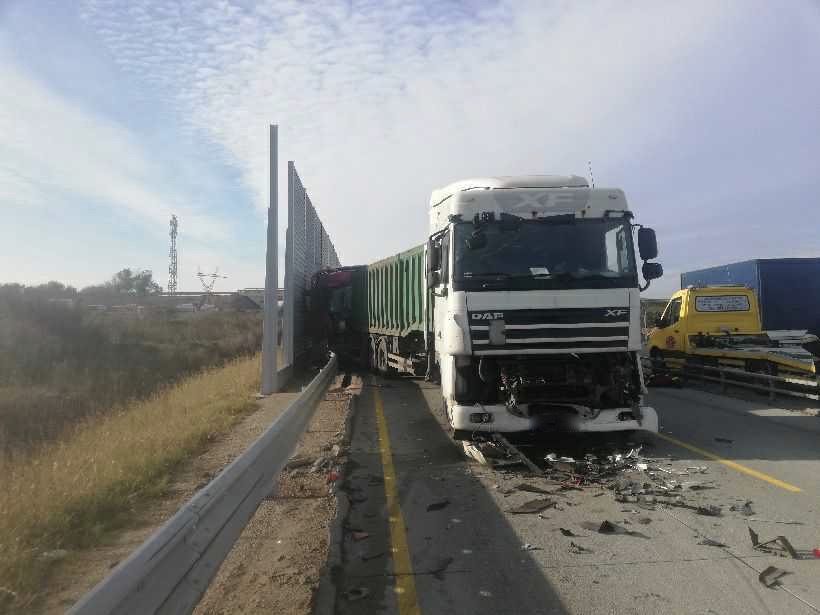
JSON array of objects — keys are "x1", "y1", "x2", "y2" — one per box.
[{"x1": 452, "y1": 217, "x2": 637, "y2": 291}]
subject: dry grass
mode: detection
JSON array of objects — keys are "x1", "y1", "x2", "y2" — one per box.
[{"x1": 0, "y1": 353, "x2": 262, "y2": 606}]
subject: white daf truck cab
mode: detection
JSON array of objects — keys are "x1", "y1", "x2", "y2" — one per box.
[{"x1": 426, "y1": 176, "x2": 663, "y2": 437}]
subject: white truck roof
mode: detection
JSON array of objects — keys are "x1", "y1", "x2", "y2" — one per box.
[
  {"x1": 430, "y1": 175, "x2": 589, "y2": 208},
  {"x1": 428, "y1": 175, "x2": 629, "y2": 233}
]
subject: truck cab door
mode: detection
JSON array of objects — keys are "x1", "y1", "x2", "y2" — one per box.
[
  {"x1": 432, "y1": 231, "x2": 450, "y2": 350},
  {"x1": 651, "y1": 297, "x2": 683, "y2": 354}
]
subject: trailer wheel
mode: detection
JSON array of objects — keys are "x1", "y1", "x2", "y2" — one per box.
[{"x1": 376, "y1": 338, "x2": 394, "y2": 376}]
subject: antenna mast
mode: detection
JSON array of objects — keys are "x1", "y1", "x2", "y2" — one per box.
[
  {"x1": 587, "y1": 161, "x2": 595, "y2": 189},
  {"x1": 168, "y1": 215, "x2": 179, "y2": 294}
]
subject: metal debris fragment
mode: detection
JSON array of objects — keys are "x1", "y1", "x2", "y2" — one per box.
[
  {"x1": 698, "y1": 538, "x2": 727, "y2": 548},
  {"x1": 758, "y1": 566, "x2": 789, "y2": 588}
]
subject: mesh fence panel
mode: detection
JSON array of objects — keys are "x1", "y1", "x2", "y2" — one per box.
[{"x1": 284, "y1": 162, "x2": 341, "y2": 364}]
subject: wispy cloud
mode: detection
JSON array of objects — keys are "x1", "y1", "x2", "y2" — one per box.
[
  {"x1": 77, "y1": 0, "x2": 751, "y2": 268},
  {"x1": 0, "y1": 57, "x2": 226, "y2": 242},
  {"x1": 5, "y1": 0, "x2": 819, "y2": 296}
]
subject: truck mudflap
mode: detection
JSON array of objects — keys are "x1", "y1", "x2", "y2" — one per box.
[{"x1": 450, "y1": 403, "x2": 659, "y2": 435}]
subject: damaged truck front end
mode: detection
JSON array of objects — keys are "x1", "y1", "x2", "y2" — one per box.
[{"x1": 448, "y1": 350, "x2": 658, "y2": 438}]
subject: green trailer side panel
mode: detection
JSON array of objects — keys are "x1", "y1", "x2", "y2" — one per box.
[{"x1": 368, "y1": 244, "x2": 425, "y2": 337}]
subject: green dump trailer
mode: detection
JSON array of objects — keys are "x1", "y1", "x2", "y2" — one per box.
[
  {"x1": 367, "y1": 244, "x2": 427, "y2": 374},
  {"x1": 307, "y1": 244, "x2": 427, "y2": 373}
]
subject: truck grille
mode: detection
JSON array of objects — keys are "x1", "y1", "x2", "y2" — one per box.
[{"x1": 468, "y1": 307, "x2": 630, "y2": 354}]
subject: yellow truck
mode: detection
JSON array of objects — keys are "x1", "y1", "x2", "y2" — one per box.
[{"x1": 646, "y1": 286, "x2": 818, "y2": 377}]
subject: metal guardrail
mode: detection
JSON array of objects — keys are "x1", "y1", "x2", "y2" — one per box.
[
  {"x1": 642, "y1": 356, "x2": 819, "y2": 402},
  {"x1": 68, "y1": 354, "x2": 338, "y2": 615}
]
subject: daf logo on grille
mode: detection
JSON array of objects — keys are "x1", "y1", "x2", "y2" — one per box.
[
  {"x1": 605, "y1": 309, "x2": 628, "y2": 317},
  {"x1": 472, "y1": 312, "x2": 504, "y2": 320}
]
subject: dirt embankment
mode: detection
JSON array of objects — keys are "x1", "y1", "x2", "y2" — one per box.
[{"x1": 195, "y1": 375, "x2": 360, "y2": 615}]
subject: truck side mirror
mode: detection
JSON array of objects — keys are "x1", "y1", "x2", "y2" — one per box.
[
  {"x1": 638, "y1": 228, "x2": 658, "y2": 260},
  {"x1": 642, "y1": 261, "x2": 663, "y2": 281}
]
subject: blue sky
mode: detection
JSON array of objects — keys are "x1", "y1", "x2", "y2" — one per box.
[{"x1": 1, "y1": 0, "x2": 819, "y2": 297}]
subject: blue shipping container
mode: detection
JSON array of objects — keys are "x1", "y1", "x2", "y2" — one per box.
[{"x1": 681, "y1": 258, "x2": 820, "y2": 333}]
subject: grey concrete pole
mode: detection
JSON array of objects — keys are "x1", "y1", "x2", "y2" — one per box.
[{"x1": 261, "y1": 124, "x2": 279, "y2": 394}]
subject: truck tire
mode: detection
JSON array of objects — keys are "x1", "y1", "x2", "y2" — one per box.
[
  {"x1": 377, "y1": 338, "x2": 394, "y2": 377},
  {"x1": 649, "y1": 347, "x2": 666, "y2": 371}
]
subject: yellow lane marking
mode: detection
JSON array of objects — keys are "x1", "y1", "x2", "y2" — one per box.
[
  {"x1": 656, "y1": 432, "x2": 802, "y2": 493},
  {"x1": 374, "y1": 388, "x2": 421, "y2": 614}
]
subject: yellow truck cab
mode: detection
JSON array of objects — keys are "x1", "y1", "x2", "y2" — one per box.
[{"x1": 647, "y1": 286, "x2": 816, "y2": 376}]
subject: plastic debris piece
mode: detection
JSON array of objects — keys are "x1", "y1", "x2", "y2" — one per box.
[
  {"x1": 521, "y1": 543, "x2": 541, "y2": 551},
  {"x1": 352, "y1": 531, "x2": 370, "y2": 541},
  {"x1": 740, "y1": 500, "x2": 755, "y2": 516},
  {"x1": 636, "y1": 463, "x2": 649, "y2": 471},
  {"x1": 427, "y1": 500, "x2": 450, "y2": 512},
  {"x1": 686, "y1": 466, "x2": 708, "y2": 473},
  {"x1": 758, "y1": 566, "x2": 788, "y2": 588},
  {"x1": 345, "y1": 587, "x2": 370, "y2": 601},
  {"x1": 698, "y1": 538, "x2": 726, "y2": 548},
  {"x1": 508, "y1": 498, "x2": 556, "y2": 514},
  {"x1": 813, "y1": 548, "x2": 820, "y2": 558},
  {"x1": 327, "y1": 470, "x2": 339, "y2": 482},
  {"x1": 559, "y1": 528, "x2": 579, "y2": 537}
]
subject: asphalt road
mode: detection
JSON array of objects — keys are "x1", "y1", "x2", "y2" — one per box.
[{"x1": 329, "y1": 378, "x2": 820, "y2": 615}]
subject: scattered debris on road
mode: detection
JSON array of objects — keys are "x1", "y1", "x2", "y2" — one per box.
[
  {"x1": 508, "y1": 498, "x2": 557, "y2": 514},
  {"x1": 351, "y1": 531, "x2": 370, "y2": 541},
  {"x1": 730, "y1": 500, "x2": 755, "y2": 516},
  {"x1": 582, "y1": 520, "x2": 650, "y2": 539},
  {"x1": 714, "y1": 437, "x2": 734, "y2": 444},
  {"x1": 344, "y1": 587, "x2": 370, "y2": 601},
  {"x1": 521, "y1": 543, "x2": 541, "y2": 551},
  {"x1": 515, "y1": 482, "x2": 553, "y2": 495},
  {"x1": 758, "y1": 566, "x2": 789, "y2": 588},
  {"x1": 559, "y1": 528, "x2": 583, "y2": 537},
  {"x1": 747, "y1": 518, "x2": 803, "y2": 525},
  {"x1": 427, "y1": 500, "x2": 450, "y2": 512},
  {"x1": 697, "y1": 538, "x2": 727, "y2": 548},
  {"x1": 568, "y1": 541, "x2": 593, "y2": 554},
  {"x1": 749, "y1": 527, "x2": 799, "y2": 559}
]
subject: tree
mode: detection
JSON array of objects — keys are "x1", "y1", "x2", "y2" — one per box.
[{"x1": 107, "y1": 269, "x2": 162, "y2": 295}]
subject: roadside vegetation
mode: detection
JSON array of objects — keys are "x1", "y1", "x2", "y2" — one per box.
[
  {"x1": 0, "y1": 277, "x2": 262, "y2": 453},
  {"x1": 0, "y1": 353, "x2": 262, "y2": 610}
]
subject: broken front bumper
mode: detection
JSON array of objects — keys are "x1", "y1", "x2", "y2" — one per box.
[{"x1": 450, "y1": 404, "x2": 659, "y2": 434}]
